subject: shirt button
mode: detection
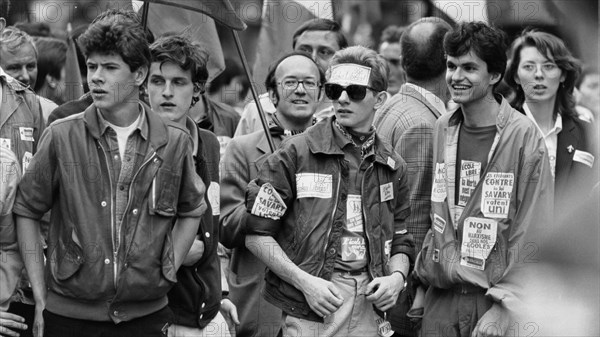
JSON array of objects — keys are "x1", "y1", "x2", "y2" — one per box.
[
  {"x1": 101, "y1": 201, "x2": 107, "y2": 207},
  {"x1": 329, "y1": 248, "x2": 336, "y2": 255},
  {"x1": 199, "y1": 314, "x2": 203, "y2": 319},
  {"x1": 104, "y1": 258, "x2": 110, "y2": 264},
  {"x1": 153, "y1": 158, "x2": 159, "y2": 163},
  {"x1": 126, "y1": 157, "x2": 131, "y2": 162},
  {"x1": 132, "y1": 209, "x2": 138, "y2": 215},
  {"x1": 113, "y1": 310, "x2": 119, "y2": 316},
  {"x1": 201, "y1": 302, "x2": 205, "y2": 309},
  {"x1": 114, "y1": 155, "x2": 119, "y2": 160},
  {"x1": 119, "y1": 185, "x2": 125, "y2": 191},
  {"x1": 205, "y1": 232, "x2": 210, "y2": 238}
]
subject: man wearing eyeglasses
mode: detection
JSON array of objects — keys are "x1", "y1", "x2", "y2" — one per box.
[
  {"x1": 220, "y1": 52, "x2": 324, "y2": 336},
  {"x1": 245, "y1": 46, "x2": 414, "y2": 336}
]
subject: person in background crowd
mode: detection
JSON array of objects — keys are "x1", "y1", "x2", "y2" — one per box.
[
  {"x1": 413, "y1": 21, "x2": 554, "y2": 337},
  {"x1": 147, "y1": 34, "x2": 239, "y2": 337},
  {"x1": 207, "y1": 58, "x2": 250, "y2": 114},
  {"x1": 33, "y1": 37, "x2": 68, "y2": 106},
  {"x1": 574, "y1": 66, "x2": 599, "y2": 123},
  {"x1": 1, "y1": 1, "x2": 45, "y2": 334},
  {"x1": 374, "y1": 16, "x2": 452, "y2": 337},
  {"x1": 14, "y1": 14, "x2": 205, "y2": 337},
  {"x1": 505, "y1": 30, "x2": 596, "y2": 210},
  {"x1": 235, "y1": 18, "x2": 348, "y2": 137},
  {"x1": 13, "y1": 22, "x2": 50, "y2": 38},
  {"x1": 378, "y1": 25, "x2": 406, "y2": 96},
  {"x1": 0, "y1": 26, "x2": 57, "y2": 120},
  {"x1": 245, "y1": 46, "x2": 414, "y2": 336},
  {"x1": 220, "y1": 51, "x2": 324, "y2": 337}
]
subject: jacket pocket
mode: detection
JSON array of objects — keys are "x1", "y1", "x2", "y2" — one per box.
[
  {"x1": 161, "y1": 231, "x2": 178, "y2": 283},
  {"x1": 52, "y1": 229, "x2": 84, "y2": 281},
  {"x1": 150, "y1": 168, "x2": 180, "y2": 217}
]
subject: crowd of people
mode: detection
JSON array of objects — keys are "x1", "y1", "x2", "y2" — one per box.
[{"x1": 1, "y1": 0, "x2": 598, "y2": 336}]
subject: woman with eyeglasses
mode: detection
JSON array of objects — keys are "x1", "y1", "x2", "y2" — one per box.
[{"x1": 505, "y1": 30, "x2": 596, "y2": 208}]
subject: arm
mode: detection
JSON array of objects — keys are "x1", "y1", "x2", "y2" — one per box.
[
  {"x1": 245, "y1": 235, "x2": 343, "y2": 317},
  {"x1": 219, "y1": 138, "x2": 252, "y2": 248},
  {"x1": 16, "y1": 216, "x2": 45, "y2": 337}
]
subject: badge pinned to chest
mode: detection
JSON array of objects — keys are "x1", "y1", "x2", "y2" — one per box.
[
  {"x1": 431, "y1": 163, "x2": 447, "y2": 202},
  {"x1": 481, "y1": 172, "x2": 514, "y2": 219},
  {"x1": 376, "y1": 314, "x2": 395, "y2": 337},
  {"x1": 0, "y1": 138, "x2": 11, "y2": 150},
  {"x1": 380, "y1": 182, "x2": 393, "y2": 202},
  {"x1": 19, "y1": 127, "x2": 35, "y2": 142},
  {"x1": 460, "y1": 217, "x2": 498, "y2": 270}
]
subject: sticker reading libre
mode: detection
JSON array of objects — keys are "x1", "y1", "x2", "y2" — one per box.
[
  {"x1": 251, "y1": 183, "x2": 287, "y2": 220},
  {"x1": 481, "y1": 172, "x2": 514, "y2": 218},
  {"x1": 329, "y1": 64, "x2": 371, "y2": 86},
  {"x1": 296, "y1": 173, "x2": 332, "y2": 199}
]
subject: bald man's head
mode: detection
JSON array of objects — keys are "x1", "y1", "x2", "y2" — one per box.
[{"x1": 401, "y1": 17, "x2": 451, "y2": 82}]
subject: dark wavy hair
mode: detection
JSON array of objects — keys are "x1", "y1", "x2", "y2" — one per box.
[
  {"x1": 149, "y1": 34, "x2": 209, "y2": 86},
  {"x1": 444, "y1": 21, "x2": 508, "y2": 88},
  {"x1": 505, "y1": 30, "x2": 581, "y2": 119},
  {"x1": 78, "y1": 19, "x2": 150, "y2": 72}
]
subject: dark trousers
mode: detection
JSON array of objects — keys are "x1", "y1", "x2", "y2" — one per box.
[{"x1": 43, "y1": 306, "x2": 172, "y2": 337}]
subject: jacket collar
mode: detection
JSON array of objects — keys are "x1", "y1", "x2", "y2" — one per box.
[
  {"x1": 84, "y1": 101, "x2": 168, "y2": 151},
  {"x1": 400, "y1": 83, "x2": 444, "y2": 118},
  {"x1": 306, "y1": 117, "x2": 402, "y2": 170},
  {"x1": 448, "y1": 94, "x2": 515, "y2": 132}
]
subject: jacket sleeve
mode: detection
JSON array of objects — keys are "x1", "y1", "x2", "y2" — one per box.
[
  {"x1": 220, "y1": 137, "x2": 253, "y2": 248},
  {"x1": 176, "y1": 135, "x2": 207, "y2": 218},
  {"x1": 391, "y1": 159, "x2": 416, "y2": 265},
  {"x1": 486, "y1": 128, "x2": 554, "y2": 313},
  {"x1": 245, "y1": 144, "x2": 297, "y2": 237},
  {"x1": 13, "y1": 127, "x2": 57, "y2": 220}
]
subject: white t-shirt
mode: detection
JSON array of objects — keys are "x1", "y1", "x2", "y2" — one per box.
[
  {"x1": 523, "y1": 103, "x2": 562, "y2": 177},
  {"x1": 105, "y1": 113, "x2": 143, "y2": 160}
]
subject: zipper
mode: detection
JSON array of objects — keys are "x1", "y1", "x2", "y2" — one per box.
[
  {"x1": 361, "y1": 163, "x2": 375, "y2": 279},
  {"x1": 122, "y1": 152, "x2": 158, "y2": 257},
  {"x1": 318, "y1": 169, "x2": 341, "y2": 275},
  {"x1": 98, "y1": 142, "x2": 118, "y2": 289}
]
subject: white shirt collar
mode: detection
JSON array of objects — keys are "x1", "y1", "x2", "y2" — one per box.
[
  {"x1": 523, "y1": 103, "x2": 562, "y2": 137},
  {"x1": 404, "y1": 83, "x2": 446, "y2": 114}
]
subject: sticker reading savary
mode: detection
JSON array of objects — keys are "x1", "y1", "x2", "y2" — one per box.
[
  {"x1": 251, "y1": 183, "x2": 287, "y2": 220},
  {"x1": 481, "y1": 172, "x2": 514, "y2": 218}
]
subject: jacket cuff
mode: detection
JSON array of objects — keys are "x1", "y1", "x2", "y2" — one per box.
[
  {"x1": 245, "y1": 213, "x2": 280, "y2": 236},
  {"x1": 391, "y1": 233, "x2": 416, "y2": 265},
  {"x1": 178, "y1": 199, "x2": 207, "y2": 218}
]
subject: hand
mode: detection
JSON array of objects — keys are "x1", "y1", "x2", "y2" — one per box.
[
  {"x1": 365, "y1": 273, "x2": 405, "y2": 311},
  {"x1": 219, "y1": 298, "x2": 240, "y2": 335},
  {"x1": 471, "y1": 303, "x2": 509, "y2": 337},
  {"x1": 299, "y1": 275, "x2": 344, "y2": 317},
  {"x1": 182, "y1": 239, "x2": 205, "y2": 266},
  {"x1": 0, "y1": 311, "x2": 27, "y2": 337}
]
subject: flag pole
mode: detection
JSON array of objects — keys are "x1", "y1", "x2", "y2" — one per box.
[
  {"x1": 141, "y1": 2, "x2": 150, "y2": 30},
  {"x1": 231, "y1": 29, "x2": 276, "y2": 153}
]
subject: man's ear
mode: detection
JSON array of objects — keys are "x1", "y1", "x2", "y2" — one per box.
[
  {"x1": 134, "y1": 65, "x2": 148, "y2": 87},
  {"x1": 373, "y1": 91, "x2": 387, "y2": 110},
  {"x1": 490, "y1": 72, "x2": 502, "y2": 87},
  {"x1": 268, "y1": 88, "x2": 278, "y2": 107},
  {"x1": 45, "y1": 74, "x2": 58, "y2": 89},
  {"x1": 193, "y1": 83, "x2": 204, "y2": 98}
]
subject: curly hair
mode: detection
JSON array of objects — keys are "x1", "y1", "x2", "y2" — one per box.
[
  {"x1": 328, "y1": 45, "x2": 389, "y2": 92},
  {"x1": 505, "y1": 30, "x2": 581, "y2": 119},
  {"x1": 0, "y1": 26, "x2": 37, "y2": 56},
  {"x1": 77, "y1": 19, "x2": 150, "y2": 72},
  {"x1": 149, "y1": 34, "x2": 209, "y2": 86},
  {"x1": 444, "y1": 21, "x2": 508, "y2": 88}
]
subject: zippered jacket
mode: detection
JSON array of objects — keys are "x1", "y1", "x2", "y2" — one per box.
[
  {"x1": 245, "y1": 117, "x2": 415, "y2": 322},
  {"x1": 414, "y1": 97, "x2": 554, "y2": 313},
  {"x1": 13, "y1": 103, "x2": 206, "y2": 323}
]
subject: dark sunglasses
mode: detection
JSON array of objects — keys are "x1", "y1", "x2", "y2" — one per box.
[{"x1": 324, "y1": 83, "x2": 376, "y2": 101}]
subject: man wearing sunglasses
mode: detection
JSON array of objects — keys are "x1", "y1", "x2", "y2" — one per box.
[
  {"x1": 374, "y1": 17, "x2": 452, "y2": 337},
  {"x1": 221, "y1": 52, "x2": 324, "y2": 337},
  {"x1": 245, "y1": 46, "x2": 414, "y2": 336}
]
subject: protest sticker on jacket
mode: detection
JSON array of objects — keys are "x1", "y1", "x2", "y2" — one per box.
[
  {"x1": 481, "y1": 172, "x2": 514, "y2": 218},
  {"x1": 19, "y1": 127, "x2": 34, "y2": 142},
  {"x1": 431, "y1": 163, "x2": 447, "y2": 202},
  {"x1": 460, "y1": 217, "x2": 497, "y2": 270},
  {"x1": 433, "y1": 214, "x2": 446, "y2": 234},
  {"x1": 341, "y1": 237, "x2": 366, "y2": 261},
  {"x1": 251, "y1": 183, "x2": 287, "y2": 220},
  {"x1": 296, "y1": 173, "x2": 332, "y2": 199},
  {"x1": 347, "y1": 194, "x2": 363, "y2": 232},
  {"x1": 380, "y1": 182, "x2": 393, "y2": 202},
  {"x1": 207, "y1": 182, "x2": 220, "y2": 216},
  {"x1": 0, "y1": 138, "x2": 11, "y2": 150},
  {"x1": 458, "y1": 160, "x2": 481, "y2": 206}
]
